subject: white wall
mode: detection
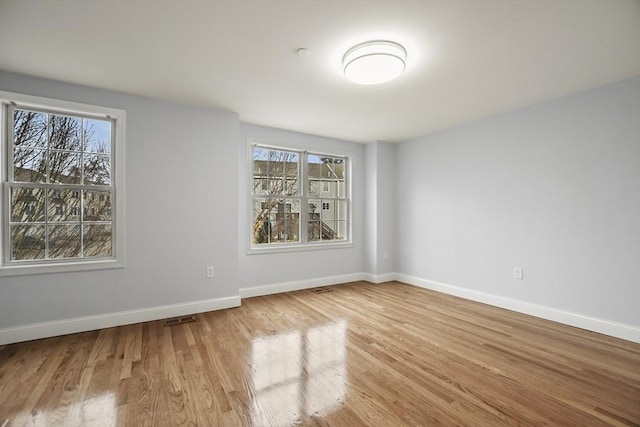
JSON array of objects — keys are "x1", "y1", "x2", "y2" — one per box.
[
  {"x1": 397, "y1": 76, "x2": 640, "y2": 327},
  {"x1": 364, "y1": 142, "x2": 378, "y2": 275},
  {"x1": 375, "y1": 141, "x2": 396, "y2": 276},
  {"x1": 0, "y1": 72, "x2": 240, "y2": 334},
  {"x1": 364, "y1": 141, "x2": 396, "y2": 278},
  {"x1": 238, "y1": 123, "x2": 366, "y2": 295}
]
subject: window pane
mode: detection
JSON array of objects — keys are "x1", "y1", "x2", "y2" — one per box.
[
  {"x1": 308, "y1": 221, "x2": 320, "y2": 242},
  {"x1": 320, "y1": 200, "x2": 334, "y2": 221},
  {"x1": 289, "y1": 211, "x2": 301, "y2": 243},
  {"x1": 323, "y1": 180, "x2": 337, "y2": 198},
  {"x1": 267, "y1": 150, "x2": 283, "y2": 178},
  {"x1": 337, "y1": 180, "x2": 345, "y2": 198},
  {"x1": 48, "y1": 225, "x2": 81, "y2": 259},
  {"x1": 278, "y1": 199, "x2": 300, "y2": 242},
  {"x1": 254, "y1": 198, "x2": 277, "y2": 220},
  {"x1": 268, "y1": 221, "x2": 281, "y2": 243},
  {"x1": 285, "y1": 178, "x2": 298, "y2": 196},
  {"x1": 83, "y1": 224, "x2": 112, "y2": 257},
  {"x1": 270, "y1": 199, "x2": 299, "y2": 243},
  {"x1": 308, "y1": 178, "x2": 321, "y2": 197},
  {"x1": 336, "y1": 200, "x2": 348, "y2": 221},
  {"x1": 311, "y1": 198, "x2": 345, "y2": 241},
  {"x1": 334, "y1": 158, "x2": 345, "y2": 179},
  {"x1": 11, "y1": 225, "x2": 45, "y2": 260},
  {"x1": 253, "y1": 146, "x2": 269, "y2": 162},
  {"x1": 269, "y1": 149, "x2": 298, "y2": 167},
  {"x1": 13, "y1": 147, "x2": 47, "y2": 182},
  {"x1": 322, "y1": 220, "x2": 337, "y2": 240},
  {"x1": 254, "y1": 178, "x2": 268, "y2": 195},
  {"x1": 49, "y1": 151, "x2": 81, "y2": 184},
  {"x1": 253, "y1": 198, "x2": 276, "y2": 244},
  {"x1": 283, "y1": 154, "x2": 298, "y2": 177},
  {"x1": 253, "y1": 198, "x2": 301, "y2": 244},
  {"x1": 49, "y1": 115, "x2": 81, "y2": 151},
  {"x1": 308, "y1": 199, "x2": 321, "y2": 219},
  {"x1": 11, "y1": 187, "x2": 45, "y2": 222},
  {"x1": 84, "y1": 119, "x2": 111, "y2": 154},
  {"x1": 308, "y1": 154, "x2": 322, "y2": 179},
  {"x1": 13, "y1": 110, "x2": 47, "y2": 148},
  {"x1": 265, "y1": 149, "x2": 299, "y2": 196},
  {"x1": 267, "y1": 176, "x2": 285, "y2": 195},
  {"x1": 83, "y1": 190, "x2": 112, "y2": 221},
  {"x1": 308, "y1": 198, "x2": 320, "y2": 242},
  {"x1": 253, "y1": 147, "x2": 268, "y2": 195},
  {"x1": 84, "y1": 153, "x2": 111, "y2": 185},
  {"x1": 48, "y1": 189, "x2": 80, "y2": 222},
  {"x1": 321, "y1": 159, "x2": 332, "y2": 178},
  {"x1": 308, "y1": 154, "x2": 346, "y2": 199},
  {"x1": 335, "y1": 221, "x2": 347, "y2": 240}
]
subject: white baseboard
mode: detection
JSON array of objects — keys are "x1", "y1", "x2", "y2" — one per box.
[
  {"x1": 240, "y1": 272, "x2": 367, "y2": 298},
  {"x1": 397, "y1": 274, "x2": 640, "y2": 344},
  {"x1": 362, "y1": 272, "x2": 399, "y2": 284},
  {"x1": 4, "y1": 273, "x2": 637, "y2": 345},
  {"x1": 0, "y1": 295, "x2": 241, "y2": 345}
]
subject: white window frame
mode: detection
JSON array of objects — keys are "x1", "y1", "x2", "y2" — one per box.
[
  {"x1": 0, "y1": 91, "x2": 126, "y2": 276},
  {"x1": 248, "y1": 141, "x2": 352, "y2": 254}
]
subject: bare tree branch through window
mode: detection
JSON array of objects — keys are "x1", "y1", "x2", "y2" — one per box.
[{"x1": 8, "y1": 108, "x2": 114, "y2": 261}]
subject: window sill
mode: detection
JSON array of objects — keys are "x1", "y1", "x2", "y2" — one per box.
[
  {"x1": 0, "y1": 259, "x2": 124, "y2": 277},
  {"x1": 247, "y1": 241, "x2": 354, "y2": 255}
]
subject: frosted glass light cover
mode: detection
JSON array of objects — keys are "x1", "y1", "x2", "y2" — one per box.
[{"x1": 343, "y1": 41, "x2": 406, "y2": 85}]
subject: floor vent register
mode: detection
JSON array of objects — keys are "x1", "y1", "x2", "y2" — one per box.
[{"x1": 163, "y1": 315, "x2": 197, "y2": 326}]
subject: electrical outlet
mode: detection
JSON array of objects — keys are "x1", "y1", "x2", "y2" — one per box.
[
  {"x1": 206, "y1": 266, "x2": 215, "y2": 278},
  {"x1": 514, "y1": 267, "x2": 523, "y2": 280},
  {"x1": 403, "y1": 251, "x2": 409, "y2": 261},
  {"x1": 383, "y1": 251, "x2": 389, "y2": 260}
]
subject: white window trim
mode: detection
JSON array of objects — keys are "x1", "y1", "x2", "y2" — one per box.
[
  {"x1": 247, "y1": 139, "x2": 353, "y2": 255},
  {"x1": 0, "y1": 91, "x2": 126, "y2": 276}
]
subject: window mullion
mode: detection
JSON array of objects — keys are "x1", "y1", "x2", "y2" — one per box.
[
  {"x1": 43, "y1": 114, "x2": 50, "y2": 259},
  {"x1": 7, "y1": 105, "x2": 16, "y2": 182},
  {"x1": 2, "y1": 183, "x2": 10, "y2": 264},
  {"x1": 80, "y1": 187, "x2": 84, "y2": 258},
  {"x1": 300, "y1": 151, "x2": 309, "y2": 244},
  {"x1": 80, "y1": 117, "x2": 85, "y2": 258}
]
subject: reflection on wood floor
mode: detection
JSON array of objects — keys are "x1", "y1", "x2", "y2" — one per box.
[{"x1": 1, "y1": 281, "x2": 639, "y2": 426}]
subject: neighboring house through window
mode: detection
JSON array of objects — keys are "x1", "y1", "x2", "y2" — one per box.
[
  {"x1": 251, "y1": 144, "x2": 350, "y2": 248},
  {"x1": 0, "y1": 91, "x2": 126, "y2": 276}
]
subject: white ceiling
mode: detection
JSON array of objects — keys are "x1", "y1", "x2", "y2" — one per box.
[{"x1": 1, "y1": 0, "x2": 638, "y2": 143}]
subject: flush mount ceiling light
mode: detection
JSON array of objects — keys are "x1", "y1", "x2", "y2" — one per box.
[{"x1": 343, "y1": 40, "x2": 407, "y2": 85}]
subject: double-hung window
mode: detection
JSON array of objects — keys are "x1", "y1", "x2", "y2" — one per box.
[
  {"x1": 0, "y1": 91, "x2": 125, "y2": 276},
  {"x1": 251, "y1": 144, "x2": 350, "y2": 249}
]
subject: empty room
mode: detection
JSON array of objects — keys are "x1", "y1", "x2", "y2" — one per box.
[{"x1": 0, "y1": 0, "x2": 639, "y2": 425}]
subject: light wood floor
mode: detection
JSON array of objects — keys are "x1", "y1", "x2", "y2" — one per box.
[{"x1": 1, "y1": 281, "x2": 639, "y2": 426}]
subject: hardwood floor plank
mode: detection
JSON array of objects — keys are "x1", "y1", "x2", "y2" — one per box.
[
  {"x1": 1, "y1": 281, "x2": 639, "y2": 426},
  {"x1": 86, "y1": 328, "x2": 116, "y2": 368}
]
